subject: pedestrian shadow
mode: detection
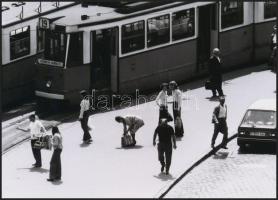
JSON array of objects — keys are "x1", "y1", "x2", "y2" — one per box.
[
  {"x1": 79, "y1": 142, "x2": 92, "y2": 147},
  {"x1": 50, "y1": 180, "x2": 63, "y2": 185},
  {"x1": 212, "y1": 151, "x2": 229, "y2": 159},
  {"x1": 223, "y1": 81, "x2": 231, "y2": 85},
  {"x1": 205, "y1": 97, "x2": 219, "y2": 102},
  {"x1": 153, "y1": 172, "x2": 175, "y2": 181},
  {"x1": 17, "y1": 167, "x2": 49, "y2": 174},
  {"x1": 115, "y1": 145, "x2": 143, "y2": 150}
]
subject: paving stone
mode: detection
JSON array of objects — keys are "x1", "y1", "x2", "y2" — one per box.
[{"x1": 165, "y1": 139, "x2": 276, "y2": 198}]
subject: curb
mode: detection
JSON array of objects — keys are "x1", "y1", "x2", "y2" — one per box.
[{"x1": 158, "y1": 133, "x2": 238, "y2": 198}]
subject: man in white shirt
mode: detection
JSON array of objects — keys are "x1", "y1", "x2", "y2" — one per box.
[
  {"x1": 211, "y1": 96, "x2": 228, "y2": 149},
  {"x1": 79, "y1": 90, "x2": 92, "y2": 143},
  {"x1": 29, "y1": 114, "x2": 46, "y2": 167},
  {"x1": 169, "y1": 81, "x2": 184, "y2": 137},
  {"x1": 155, "y1": 83, "x2": 173, "y2": 123}
]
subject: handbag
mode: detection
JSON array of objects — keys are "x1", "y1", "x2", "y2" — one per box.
[
  {"x1": 121, "y1": 134, "x2": 134, "y2": 147},
  {"x1": 175, "y1": 116, "x2": 182, "y2": 130},
  {"x1": 174, "y1": 116, "x2": 184, "y2": 137},
  {"x1": 34, "y1": 135, "x2": 52, "y2": 150},
  {"x1": 34, "y1": 137, "x2": 45, "y2": 149}
]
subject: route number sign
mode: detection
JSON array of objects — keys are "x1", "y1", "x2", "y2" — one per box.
[{"x1": 39, "y1": 18, "x2": 50, "y2": 29}]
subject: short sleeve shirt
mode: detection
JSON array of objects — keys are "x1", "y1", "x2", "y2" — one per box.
[{"x1": 155, "y1": 124, "x2": 174, "y2": 144}]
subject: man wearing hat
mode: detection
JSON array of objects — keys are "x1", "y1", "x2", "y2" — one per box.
[
  {"x1": 153, "y1": 118, "x2": 177, "y2": 175},
  {"x1": 211, "y1": 96, "x2": 228, "y2": 149},
  {"x1": 155, "y1": 83, "x2": 173, "y2": 123},
  {"x1": 169, "y1": 81, "x2": 184, "y2": 137},
  {"x1": 208, "y1": 48, "x2": 224, "y2": 98},
  {"x1": 79, "y1": 90, "x2": 92, "y2": 143}
]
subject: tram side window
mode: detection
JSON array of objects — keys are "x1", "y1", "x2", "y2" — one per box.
[
  {"x1": 37, "y1": 28, "x2": 45, "y2": 52},
  {"x1": 44, "y1": 31, "x2": 67, "y2": 63},
  {"x1": 67, "y1": 32, "x2": 83, "y2": 67},
  {"x1": 147, "y1": 14, "x2": 170, "y2": 47},
  {"x1": 122, "y1": 20, "x2": 145, "y2": 54},
  {"x1": 10, "y1": 26, "x2": 30, "y2": 60},
  {"x1": 264, "y1": 1, "x2": 277, "y2": 19},
  {"x1": 221, "y1": 0, "x2": 243, "y2": 29},
  {"x1": 172, "y1": 8, "x2": 195, "y2": 41}
]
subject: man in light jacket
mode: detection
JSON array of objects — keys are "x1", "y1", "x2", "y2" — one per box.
[{"x1": 211, "y1": 96, "x2": 228, "y2": 149}]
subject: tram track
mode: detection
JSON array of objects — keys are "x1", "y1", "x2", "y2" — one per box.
[{"x1": 2, "y1": 108, "x2": 78, "y2": 155}]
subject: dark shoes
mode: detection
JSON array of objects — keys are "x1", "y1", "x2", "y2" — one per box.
[
  {"x1": 32, "y1": 163, "x2": 41, "y2": 168},
  {"x1": 161, "y1": 165, "x2": 165, "y2": 173},
  {"x1": 47, "y1": 178, "x2": 61, "y2": 182},
  {"x1": 84, "y1": 138, "x2": 92, "y2": 144}
]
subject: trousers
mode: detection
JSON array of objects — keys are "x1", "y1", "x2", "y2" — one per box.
[
  {"x1": 211, "y1": 119, "x2": 228, "y2": 147},
  {"x1": 80, "y1": 111, "x2": 92, "y2": 141},
  {"x1": 158, "y1": 143, "x2": 172, "y2": 173},
  {"x1": 173, "y1": 104, "x2": 184, "y2": 136},
  {"x1": 31, "y1": 139, "x2": 41, "y2": 166},
  {"x1": 49, "y1": 148, "x2": 62, "y2": 180}
]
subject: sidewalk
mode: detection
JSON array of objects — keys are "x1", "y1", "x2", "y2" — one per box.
[{"x1": 2, "y1": 66, "x2": 276, "y2": 198}]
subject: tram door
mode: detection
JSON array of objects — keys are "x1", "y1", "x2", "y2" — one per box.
[
  {"x1": 91, "y1": 27, "x2": 118, "y2": 93},
  {"x1": 197, "y1": 4, "x2": 218, "y2": 72}
]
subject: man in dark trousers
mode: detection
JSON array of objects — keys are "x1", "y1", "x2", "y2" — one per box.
[
  {"x1": 153, "y1": 118, "x2": 177, "y2": 175},
  {"x1": 208, "y1": 48, "x2": 224, "y2": 98},
  {"x1": 28, "y1": 114, "x2": 47, "y2": 168},
  {"x1": 79, "y1": 90, "x2": 92, "y2": 143},
  {"x1": 169, "y1": 81, "x2": 184, "y2": 137},
  {"x1": 155, "y1": 83, "x2": 173, "y2": 123},
  {"x1": 211, "y1": 96, "x2": 228, "y2": 149}
]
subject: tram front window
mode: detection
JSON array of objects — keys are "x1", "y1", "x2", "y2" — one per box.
[{"x1": 44, "y1": 31, "x2": 67, "y2": 63}]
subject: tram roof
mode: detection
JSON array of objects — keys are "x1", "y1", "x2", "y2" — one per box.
[
  {"x1": 36, "y1": 1, "x2": 212, "y2": 28},
  {"x1": 1, "y1": 1, "x2": 76, "y2": 27}
]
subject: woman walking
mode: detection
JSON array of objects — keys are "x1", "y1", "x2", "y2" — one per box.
[{"x1": 47, "y1": 126, "x2": 63, "y2": 182}]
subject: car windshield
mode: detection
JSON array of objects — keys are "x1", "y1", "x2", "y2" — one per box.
[{"x1": 241, "y1": 110, "x2": 276, "y2": 128}]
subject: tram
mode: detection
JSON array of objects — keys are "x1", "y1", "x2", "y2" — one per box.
[
  {"x1": 33, "y1": 1, "x2": 276, "y2": 106},
  {"x1": 1, "y1": 1, "x2": 77, "y2": 107}
]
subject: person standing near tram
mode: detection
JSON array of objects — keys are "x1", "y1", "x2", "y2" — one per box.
[
  {"x1": 169, "y1": 81, "x2": 184, "y2": 137},
  {"x1": 79, "y1": 90, "x2": 92, "y2": 144},
  {"x1": 155, "y1": 83, "x2": 173, "y2": 123}
]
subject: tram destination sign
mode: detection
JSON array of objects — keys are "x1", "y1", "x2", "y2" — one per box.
[
  {"x1": 38, "y1": 59, "x2": 63, "y2": 67},
  {"x1": 39, "y1": 17, "x2": 50, "y2": 29}
]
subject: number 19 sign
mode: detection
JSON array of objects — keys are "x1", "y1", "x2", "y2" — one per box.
[{"x1": 39, "y1": 17, "x2": 50, "y2": 29}]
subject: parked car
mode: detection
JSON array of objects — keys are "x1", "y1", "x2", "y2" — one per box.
[{"x1": 237, "y1": 99, "x2": 276, "y2": 149}]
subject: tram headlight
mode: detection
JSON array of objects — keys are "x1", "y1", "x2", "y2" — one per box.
[{"x1": 46, "y1": 80, "x2": 52, "y2": 88}]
